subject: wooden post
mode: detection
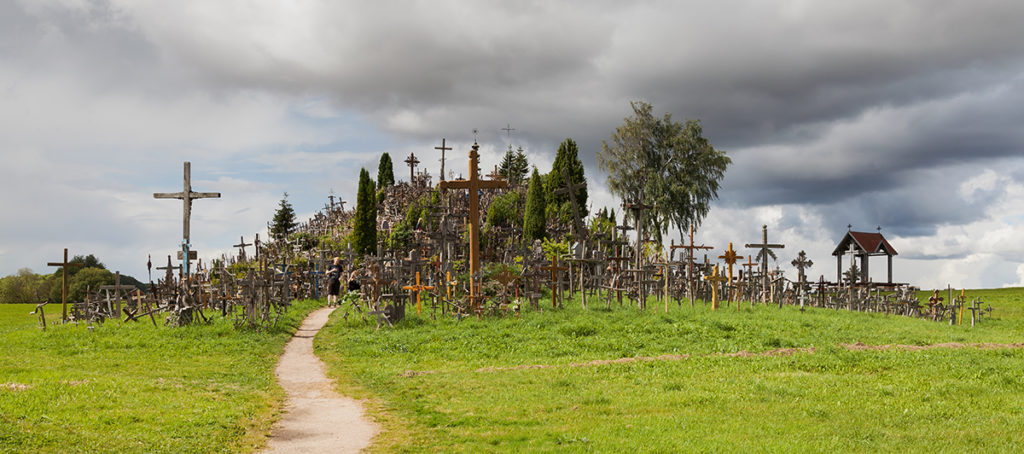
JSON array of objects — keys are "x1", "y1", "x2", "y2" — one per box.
[
  {"x1": 435, "y1": 138, "x2": 452, "y2": 181},
  {"x1": 541, "y1": 256, "x2": 569, "y2": 308},
  {"x1": 47, "y1": 248, "x2": 83, "y2": 323},
  {"x1": 671, "y1": 225, "x2": 713, "y2": 307}
]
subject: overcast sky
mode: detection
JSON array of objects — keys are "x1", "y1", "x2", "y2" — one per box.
[{"x1": 2, "y1": 0, "x2": 1024, "y2": 289}]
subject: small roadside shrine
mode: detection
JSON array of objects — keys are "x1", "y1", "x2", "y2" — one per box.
[{"x1": 831, "y1": 228, "x2": 898, "y2": 284}]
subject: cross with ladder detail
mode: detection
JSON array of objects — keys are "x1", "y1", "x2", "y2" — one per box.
[
  {"x1": 718, "y1": 242, "x2": 744, "y2": 306},
  {"x1": 434, "y1": 138, "x2": 452, "y2": 182},
  {"x1": 402, "y1": 272, "x2": 434, "y2": 316},
  {"x1": 153, "y1": 162, "x2": 221, "y2": 277},
  {"x1": 438, "y1": 143, "x2": 507, "y2": 312},
  {"x1": 47, "y1": 248, "x2": 84, "y2": 323},
  {"x1": 404, "y1": 152, "x2": 420, "y2": 184}
]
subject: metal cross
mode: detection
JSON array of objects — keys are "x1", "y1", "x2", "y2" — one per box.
[{"x1": 404, "y1": 152, "x2": 420, "y2": 184}]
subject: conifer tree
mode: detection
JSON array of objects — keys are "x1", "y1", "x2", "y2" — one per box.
[
  {"x1": 523, "y1": 167, "x2": 547, "y2": 243},
  {"x1": 270, "y1": 192, "x2": 297, "y2": 241},
  {"x1": 377, "y1": 152, "x2": 395, "y2": 188},
  {"x1": 352, "y1": 168, "x2": 378, "y2": 255},
  {"x1": 545, "y1": 138, "x2": 587, "y2": 225}
]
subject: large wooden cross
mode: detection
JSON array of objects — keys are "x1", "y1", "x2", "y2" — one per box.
[
  {"x1": 47, "y1": 248, "x2": 83, "y2": 323},
  {"x1": 233, "y1": 236, "x2": 252, "y2": 262},
  {"x1": 434, "y1": 138, "x2": 452, "y2": 182},
  {"x1": 438, "y1": 143, "x2": 506, "y2": 309},
  {"x1": 153, "y1": 162, "x2": 220, "y2": 276},
  {"x1": 745, "y1": 224, "x2": 784, "y2": 298},
  {"x1": 718, "y1": 242, "x2": 744, "y2": 303}
]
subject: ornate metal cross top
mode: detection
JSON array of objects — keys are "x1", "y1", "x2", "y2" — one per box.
[
  {"x1": 501, "y1": 123, "x2": 516, "y2": 138},
  {"x1": 405, "y1": 152, "x2": 420, "y2": 184}
]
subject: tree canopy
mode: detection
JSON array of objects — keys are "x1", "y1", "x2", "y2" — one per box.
[
  {"x1": 497, "y1": 145, "x2": 530, "y2": 187},
  {"x1": 545, "y1": 138, "x2": 588, "y2": 228},
  {"x1": 523, "y1": 167, "x2": 547, "y2": 243},
  {"x1": 598, "y1": 101, "x2": 730, "y2": 241}
]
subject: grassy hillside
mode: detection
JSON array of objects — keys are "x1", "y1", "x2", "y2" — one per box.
[
  {"x1": 318, "y1": 289, "x2": 1024, "y2": 453},
  {"x1": 0, "y1": 300, "x2": 321, "y2": 453}
]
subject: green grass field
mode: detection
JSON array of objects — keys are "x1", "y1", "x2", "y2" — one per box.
[
  {"x1": 317, "y1": 288, "x2": 1024, "y2": 453},
  {"x1": 0, "y1": 300, "x2": 320, "y2": 454}
]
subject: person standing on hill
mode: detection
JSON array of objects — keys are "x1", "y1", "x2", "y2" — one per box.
[{"x1": 326, "y1": 257, "x2": 343, "y2": 306}]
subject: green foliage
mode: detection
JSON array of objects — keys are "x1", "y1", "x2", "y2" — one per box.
[
  {"x1": 541, "y1": 237, "x2": 570, "y2": 260},
  {"x1": 497, "y1": 145, "x2": 530, "y2": 187},
  {"x1": 387, "y1": 221, "x2": 413, "y2": 251},
  {"x1": 270, "y1": 192, "x2": 298, "y2": 241},
  {"x1": 0, "y1": 268, "x2": 54, "y2": 303},
  {"x1": 523, "y1": 167, "x2": 547, "y2": 243},
  {"x1": 377, "y1": 152, "x2": 395, "y2": 188},
  {"x1": 352, "y1": 168, "x2": 378, "y2": 255},
  {"x1": 598, "y1": 101, "x2": 731, "y2": 241},
  {"x1": 66, "y1": 267, "x2": 114, "y2": 301},
  {"x1": 484, "y1": 190, "x2": 521, "y2": 230},
  {"x1": 545, "y1": 138, "x2": 588, "y2": 227}
]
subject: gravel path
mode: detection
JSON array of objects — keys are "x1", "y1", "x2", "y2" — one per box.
[{"x1": 263, "y1": 307, "x2": 378, "y2": 453}]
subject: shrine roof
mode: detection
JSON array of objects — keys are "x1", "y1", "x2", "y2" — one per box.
[{"x1": 831, "y1": 231, "x2": 898, "y2": 256}]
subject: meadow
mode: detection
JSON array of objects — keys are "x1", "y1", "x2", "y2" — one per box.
[
  {"x1": 0, "y1": 300, "x2": 320, "y2": 453},
  {"x1": 318, "y1": 288, "x2": 1024, "y2": 453}
]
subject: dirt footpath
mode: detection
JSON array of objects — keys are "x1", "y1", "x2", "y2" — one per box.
[{"x1": 263, "y1": 307, "x2": 378, "y2": 453}]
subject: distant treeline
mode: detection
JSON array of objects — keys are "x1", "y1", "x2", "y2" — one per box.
[{"x1": 0, "y1": 254, "x2": 146, "y2": 303}]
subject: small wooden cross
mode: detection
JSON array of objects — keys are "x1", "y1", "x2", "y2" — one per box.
[
  {"x1": 234, "y1": 236, "x2": 252, "y2": 261},
  {"x1": 703, "y1": 265, "x2": 728, "y2": 310},
  {"x1": 718, "y1": 242, "x2": 744, "y2": 302},
  {"x1": 541, "y1": 256, "x2": 569, "y2": 308},
  {"x1": 47, "y1": 248, "x2": 84, "y2": 323},
  {"x1": 402, "y1": 272, "x2": 434, "y2": 316}
]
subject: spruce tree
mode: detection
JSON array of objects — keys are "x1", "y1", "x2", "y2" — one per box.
[
  {"x1": 270, "y1": 192, "x2": 297, "y2": 241},
  {"x1": 523, "y1": 167, "x2": 547, "y2": 243},
  {"x1": 545, "y1": 138, "x2": 587, "y2": 224},
  {"x1": 377, "y1": 152, "x2": 395, "y2": 188},
  {"x1": 352, "y1": 168, "x2": 378, "y2": 255}
]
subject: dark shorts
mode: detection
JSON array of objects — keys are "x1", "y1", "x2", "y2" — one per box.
[{"x1": 328, "y1": 279, "x2": 341, "y2": 296}]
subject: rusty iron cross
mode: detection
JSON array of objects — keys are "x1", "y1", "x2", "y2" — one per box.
[{"x1": 405, "y1": 152, "x2": 420, "y2": 184}]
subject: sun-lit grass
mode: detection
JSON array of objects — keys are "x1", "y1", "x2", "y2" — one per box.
[
  {"x1": 0, "y1": 300, "x2": 322, "y2": 453},
  {"x1": 318, "y1": 289, "x2": 1024, "y2": 452}
]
